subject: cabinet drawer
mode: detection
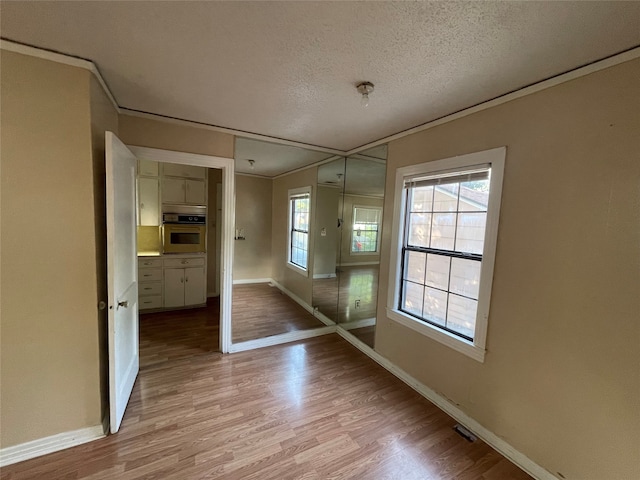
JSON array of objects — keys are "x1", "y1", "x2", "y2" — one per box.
[
  {"x1": 139, "y1": 295, "x2": 162, "y2": 310},
  {"x1": 139, "y1": 283, "x2": 162, "y2": 296},
  {"x1": 139, "y1": 268, "x2": 162, "y2": 281},
  {"x1": 163, "y1": 256, "x2": 205, "y2": 268},
  {"x1": 138, "y1": 257, "x2": 163, "y2": 268}
]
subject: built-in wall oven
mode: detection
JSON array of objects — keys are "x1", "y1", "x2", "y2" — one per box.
[{"x1": 162, "y1": 211, "x2": 206, "y2": 254}]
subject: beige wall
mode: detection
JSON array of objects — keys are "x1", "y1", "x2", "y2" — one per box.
[
  {"x1": 338, "y1": 194, "x2": 383, "y2": 265},
  {"x1": 0, "y1": 51, "x2": 104, "y2": 447},
  {"x1": 118, "y1": 114, "x2": 234, "y2": 158},
  {"x1": 233, "y1": 175, "x2": 273, "y2": 280},
  {"x1": 89, "y1": 75, "x2": 120, "y2": 423},
  {"x1": 376, "y1": 59, "x2": 640, "y2": 480},
  {"x1": 313, "y1": 186, "x2": 341, "y2": 277},
  {"x1": 271, "y1": 167, "x2": 318, "y2": 305}
]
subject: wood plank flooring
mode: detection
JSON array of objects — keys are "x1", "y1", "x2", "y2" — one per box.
[
  {"x1": 1, "y1": 335, "x2": 531, "y2": 480},
  {"x1": 232, "y1": 283, "x2": 326, "y2": 343},
  {"x1": 346, "y1": 325, "x2": 376, "y2": 348}
]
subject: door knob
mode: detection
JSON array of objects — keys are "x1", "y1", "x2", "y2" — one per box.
[{"x1": 118, "y1": 300, "x2": 129, "y2": 308}]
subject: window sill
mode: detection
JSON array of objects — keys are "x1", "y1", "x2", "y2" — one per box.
[
  {"x1": 386, "y1": 308, "x2": 486, "y2": 363},
  {"x1": 286, "y1": 262, "x2": 309, "y2": 277}
]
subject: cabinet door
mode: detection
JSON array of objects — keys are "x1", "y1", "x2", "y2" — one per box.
[
  {"x1": 163, "y1": 268, "x2": 185, "y2": 307},
  {"x1": 138, "y1": 159, "x2": 159, "y2": 177},
  {"x1": 185, "y1": 179, "x2": 206, "y2": 205},
  {"x1": 184, "y1": 267, "x2": 205, "y2": 305},
  {"x1": 138, "y1": 177, "x2": 159, "y2": 226},
  {"x1": 162, "y1": 177, "x2": 185, "y2": 204},
  {"x1": 163, "y1": 163, "x2": 206, "y2": 179}
]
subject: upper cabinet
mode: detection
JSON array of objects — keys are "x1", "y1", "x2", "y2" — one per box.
[
  {"x1": 162, "y1": 163, "x2": 206, "y2": 180},
  {"x1": 162, "y1": 178, "x2": 206, "y2": 205},
  {"x1": 137, "y1": 160, "x2": 160, "y2": 226}
]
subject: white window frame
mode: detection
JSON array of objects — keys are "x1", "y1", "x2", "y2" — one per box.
[
  {"x1": 287, "y1": 186, "x2": 312, "y2": 276},
  {"x1": 350, "y1": 205, "x2": 382, "y2": 255},
  {"x1": 386, "y1": 147, "x2": 505, "y2": 362}
]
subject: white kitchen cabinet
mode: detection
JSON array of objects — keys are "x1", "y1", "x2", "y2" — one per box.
[
  {"x1": 162, "y1": 177, "x2": 206, "y2": 205},
  {"x1": 137, "y1": 177, "x2": 160, "y2": 226},
  {"x1": 163, "y1": 257, "x2": 206, "y2": 308},
  {"x1": 138, "y1": 159, "x2": 159, "y2": 177},
  {"x1": 162, "y1": 163, "x2": 206, "y2": 179},
  {"x1": 138, "y1": 257, "x2": 163, "y2": 310}
]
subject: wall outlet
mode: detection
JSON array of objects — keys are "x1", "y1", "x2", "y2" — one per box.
[{"x1": 355, "y1": 300, "x2": 361, "y2": 309}]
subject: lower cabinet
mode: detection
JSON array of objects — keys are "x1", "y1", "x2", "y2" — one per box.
[{"x1": 163, "y1": 265, "x2": 206, "y2": 308}]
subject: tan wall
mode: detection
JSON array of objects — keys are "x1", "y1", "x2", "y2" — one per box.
[
  {"x1": 271, "y1": 167, "x2": 318, "y2": 305},
  {"x1": 376, "y1": 59, "x2": 640, "y2": 480},
  {"x1": 0, "y1": 51, "x2": 103, "y2": 447},
  {"x1": 118, "y1": 114, "x2": 234, "y2": 158},
  {"x1": 89, "y1": 75, "x2": 120, "y2": 423},
  {"x1": 338, "y1": 194, "x2": 384, "y2": 265},
  {"x1": 233, "y1": 175, "x2": 273, "y2": 280},
  {"x1": 313, "y1": 186, "x2": 341, "y2": 277}
]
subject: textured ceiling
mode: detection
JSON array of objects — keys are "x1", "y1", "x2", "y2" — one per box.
[{"x1": 1, "y1": 1, "x2": 639, "y2": 153}]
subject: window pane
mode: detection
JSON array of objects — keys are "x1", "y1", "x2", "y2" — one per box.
[
  {"x1": 425, "y1": 254, "x2": 450, "y2": 290},
  {"x1": 450, "y1": 258, "x2": 481, "y2": 300},
  {"x1": 433, "y1": 184, "x2": 459, "y2": 211},
  {"x1": 402, "y1": 281, "x2": 424, "y2": 317},
  {"x1": 430, "y1": 213, "x2": 456, "y2": 250},
  {"x1": 408, "y1": 212, "x2": 431, "y2": 247},
  {"x1": 460, "y1": 179, "x2": 490, "y2": 210},
  {"x1": 411, "y1": 186, "x2": 433, "y2": 212},
  {"x1": 405, "y1": 251, "x2": 426, "y2": 283},
  {"x1": 423, "y1": 287, "x2": 447, "y2": 326},
  {"x1": 455, "y1": 212, "x2": 486, "y2": 254},
  {"x1": 447, "y1": 295, "x2": 477, "y2": 339}
]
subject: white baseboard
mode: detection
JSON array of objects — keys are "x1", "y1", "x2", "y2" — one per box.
[
  {"x1": 269, "y1": 279, "x2": 314, "y2": 315},
  {"x1": 0, "y1": 425, "x2": 105, "y2": 467},
  {"x1": 233, "y1": 278, "x2": 272, "y2": 285},
  {"x1": 229, "y1": 325, "x2": 336, "y2": 353},
  {"x1": 340, "y1": 317, "x2": 376, "y2": 330},
  {"x1": 336, "y1": 328, "x2": 556, "y2": 480},
  {"x1": 312, "y1": 273, "x2": 337, "y2": 279}
]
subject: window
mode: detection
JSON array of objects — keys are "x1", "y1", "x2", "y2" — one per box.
[
  {"x1": 387, "y1": 148, "x2": 505, "y2": 362},
  {"x1": 288, "y1": 187, "x2": 311, "y2": 274},
  {"x1": 351, "y1": 206, "x2": 382, "y2": 254}
]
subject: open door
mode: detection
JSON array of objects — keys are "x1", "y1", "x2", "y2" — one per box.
[{"x1": 106, "y1": 131, "x2": 139, "y2": 433}]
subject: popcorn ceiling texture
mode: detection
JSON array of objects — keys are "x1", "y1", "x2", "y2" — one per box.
[{"x1": 1, "y1": 1, "x2": 639, "y2": 150}]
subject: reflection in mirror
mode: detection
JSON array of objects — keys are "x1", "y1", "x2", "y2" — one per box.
[
  {"x1": 231, "y1": 137, "x2": 335, "y2": 345},
  {"x1": 312, "y1": 146, "x2": 387, "y2": 349}
]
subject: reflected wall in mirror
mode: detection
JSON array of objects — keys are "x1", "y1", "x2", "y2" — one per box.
[
  {"x1": 231, "y1": 137, "x2": 336, "y2": 345},
  {"x1": 312, "y1": 145, "x2": 387, "y2": 349}
]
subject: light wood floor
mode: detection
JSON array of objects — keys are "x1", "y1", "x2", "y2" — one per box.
[
  {"x1": 2, "y1": 335, "x2": 531, "y2": 480},
  {"x1": 233, "y1": 283, "x2": 326, "y2": 343}
]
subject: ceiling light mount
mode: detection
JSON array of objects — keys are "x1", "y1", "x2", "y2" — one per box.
[
  {"x1": 247, "y1": 159, "x2": 255, "y2": 170},
  {"x1": 356, "y1": 82, "x2": 375, "y2": 107}
]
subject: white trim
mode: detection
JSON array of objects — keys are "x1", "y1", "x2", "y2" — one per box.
[
  {"x1": 0, "y1": 425, "x2": 105, "y2": 467},
  {"x1": 127, "y1": 145, "x2": 235, "y2": 354},
  {"x1": 229, "y1": 325, "x2": 336, "y2": 353},
  {"x1": 340, "y1": 317, "x2": 376, "y2": 330},
  {"x1": 386, "y1": 147, "x2": 506, "y2": 363},
  {"x1": 233, "y1": 278, "x2": 272, "y2": 285},
  {"x1": 345, "y1": 47, "x2": 640, "y2": 156},
  {"x1": 312, "y1": 309, "x2": 336, "y2": 327},
  {"x1": 268, "y1": 279, "x2": 314, "y2": 315},
  {"x1": 338, "y1": 261, "x2": 380, "y2": 267},
  {"x1": 335, "y1": 329, "x2": 556, "y2": 480}
]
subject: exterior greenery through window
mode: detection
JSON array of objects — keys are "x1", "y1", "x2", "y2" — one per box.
[
  {"x1": 400, "y1": 168, "x2": 491, "y2": 341},
  {"x1": 289, "y1": 191, "x2": 310, "y2": 270},
  {"x1": 351, "y1": 206, "x2": 381, "y2": 253}
]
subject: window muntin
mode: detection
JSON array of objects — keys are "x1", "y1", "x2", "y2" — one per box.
[
  {"x1": 289, "y1": 191, "x2": 310, "y2": 270},
  {"x1": 400, "y1": 170, "x2": 490, "y2": 341},
  {"x1": 351, "y1": 206, "x2": 381, "y2": 254}
]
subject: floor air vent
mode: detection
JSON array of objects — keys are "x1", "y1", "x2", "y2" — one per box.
[{"x1": 453, "y1": 424, "x2": 477, "y2": 442}]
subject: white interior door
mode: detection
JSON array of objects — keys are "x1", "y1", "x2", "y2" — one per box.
[{"x1": 106, "y1": 131, "x2": 139, "y2": 433}]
